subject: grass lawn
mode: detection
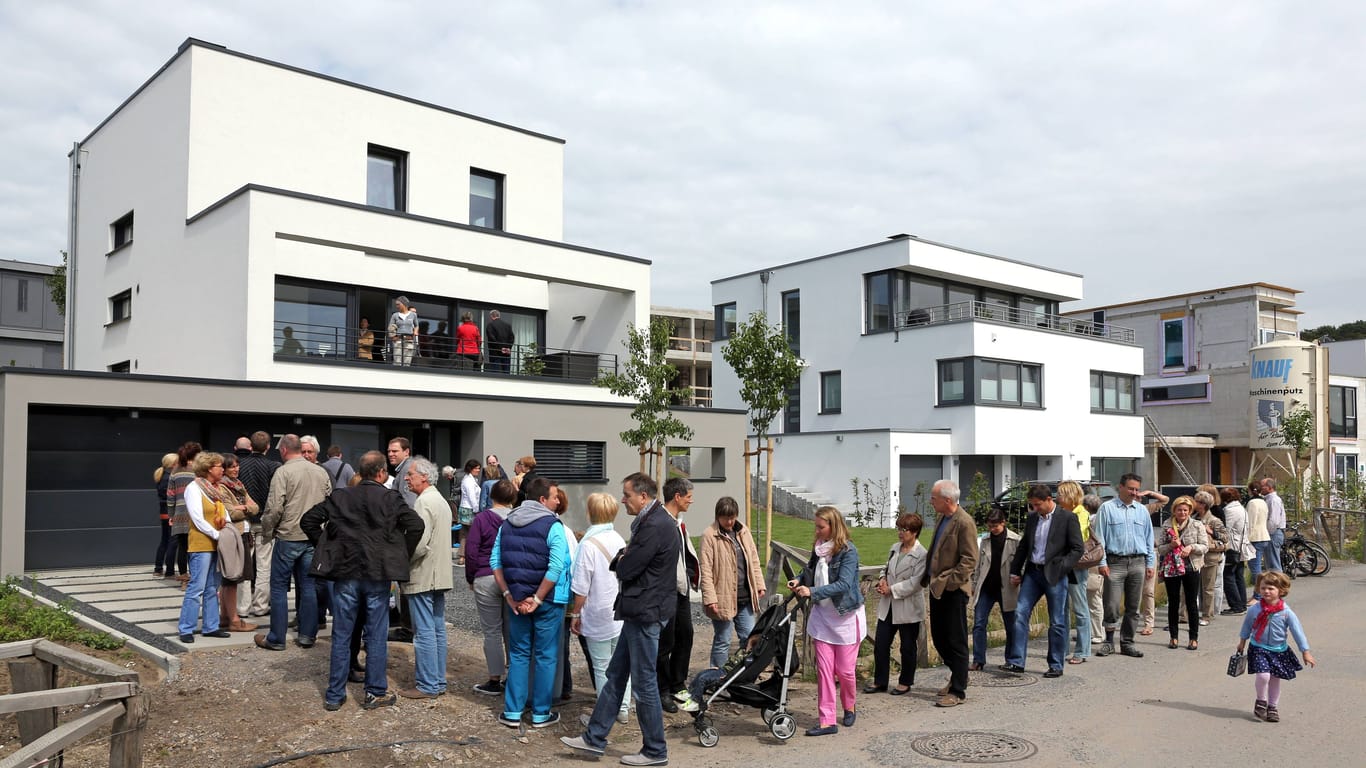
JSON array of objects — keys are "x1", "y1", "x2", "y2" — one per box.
[{"x1": 740, "y1": 507, "x2": 929, "y2": 566}]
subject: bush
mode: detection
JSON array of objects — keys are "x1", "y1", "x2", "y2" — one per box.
[{"x1": 0, "y1": 578, "x2": 124, "y2": 651}]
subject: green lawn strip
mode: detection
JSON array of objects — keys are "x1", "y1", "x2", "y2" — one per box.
[{"x1": 0, "y1": 577, "x2": 125, "y2": 650}]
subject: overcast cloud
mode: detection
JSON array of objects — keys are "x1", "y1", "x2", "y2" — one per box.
[{"x1": 2, "y1": 1, "x2": 1363, "y2": 325}]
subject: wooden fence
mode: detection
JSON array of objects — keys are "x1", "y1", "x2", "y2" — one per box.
[{"x1": 0, "y1": 639, "x2": 148, "y2": 768}]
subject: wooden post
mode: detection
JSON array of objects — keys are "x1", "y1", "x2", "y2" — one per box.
[
  {"x1": 109, "y1": 692, "x2": 149, "y2": 768},
  {"x1": 743, "y1": 438, "x2": 752, "y2": 532},
  {"x1": 765, "y1": 438, "x2": 775, "y2": 557},
  {"x1": 7, "y1": 658, "x2": 59, "y2": 758}
]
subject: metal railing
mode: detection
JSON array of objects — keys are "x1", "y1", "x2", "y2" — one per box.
[
  {"x1": 273, "y1": 321, "x2": 617, "y2": 382},
  {"x1": 893, "y1": 301, "x2": 1137, "y2": 344}
]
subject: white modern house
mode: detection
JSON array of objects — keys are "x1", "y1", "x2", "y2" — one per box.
[
  {"x1": 1062, "y1": 283, "x2": 1304, "y2": 486},
  {"x1": 0, "y1": 39, "x2": 745, "y2": 575},
  {"x1": 710, "y1": 234, "x2": 1144, "y2": 523},
  {"x1": 1324, "y1": 340, "x2": 1366, "y2": 483}
]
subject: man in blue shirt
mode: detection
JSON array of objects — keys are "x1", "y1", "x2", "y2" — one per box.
[{"x1": 1092, "y1": 473, "x2": 1156, "y2": 658}]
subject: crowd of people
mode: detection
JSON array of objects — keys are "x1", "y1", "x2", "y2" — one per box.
[{"x1": 154, "y1": 456, "x2": 1315, "y2": 758}]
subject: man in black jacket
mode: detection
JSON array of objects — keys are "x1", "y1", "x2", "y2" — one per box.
[
  {"x1": 563, "y1": 472, "x2": 679, "y2": 767},
  {"x1": 302, "y1": 450, "x2": 424, "y2": 712},
  {"x1": 239, "y1": 430, "x2": 280, "y2": 618},
  {"x1": 1003, "y1": 484, "x2": 1084, "y2": 678}
]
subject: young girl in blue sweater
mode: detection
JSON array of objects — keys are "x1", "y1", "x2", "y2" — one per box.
[{"x1": 1237, "y1": 571, "x2": 1316, "y2": 723}]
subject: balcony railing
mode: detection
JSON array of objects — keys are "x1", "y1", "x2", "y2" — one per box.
[
  {"x1": 892, "y1": 301, "x2": 1136, "y2": 344},
  {"x1": 667, "y1": 336, "x2": 713, "y2": 354},
  {"x1": 272, "y1": 321, "x2": 617, "y2": 383},
  {"x1": 674, "y1": 386, "x2": 712, "y2": 408}
]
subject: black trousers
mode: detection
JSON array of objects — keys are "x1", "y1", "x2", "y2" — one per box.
[
  {"x1": 929, "y1": 589, "x2": 970, "y2": 698},
  {"x1": 1223, "y1": 557, "x2": 1247, "y2": 609},
  {"x1": 872, "y1": 618, "x2": 920, "y2": 687},
  {"x1": 656, "y1": 593, "x2": 694, "y2": 695},
  {"x1": 155, "y1": 518, "x2": 172, "y2": 573},
  {"x1": 1165, "y1": 568, "x2": 1201, "y2": 641}
]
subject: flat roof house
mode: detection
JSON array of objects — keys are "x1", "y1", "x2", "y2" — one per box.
[{"x1": 711, "y1": 234, "x2": 1143, "y2": 524}]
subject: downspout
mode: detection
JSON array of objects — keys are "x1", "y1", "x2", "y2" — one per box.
[{"x1": 64, "y1": 141, "x2": 82, "y2": 370}]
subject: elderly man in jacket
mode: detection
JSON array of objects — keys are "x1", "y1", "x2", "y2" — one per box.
[
  {"x1": 301, "y1": 450, "x2": 424, "y2": 712},
  {"x1": 399, "y1": 457, "x2": 452, "y2": 699},
  {"x1": 923, "y1": 479, "x2": 979, "y2": 708},
  {"x1": 563, "y1": 472, "x2": 680, "y2": 767}
]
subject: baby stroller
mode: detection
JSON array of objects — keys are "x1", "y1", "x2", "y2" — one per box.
[{"x1": 689, "y1": 593, "x2": 806, "y2": 746}]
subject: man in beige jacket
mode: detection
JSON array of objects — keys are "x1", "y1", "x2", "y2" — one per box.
[
  {"x1": 922, "y1": 479, "x2": 979, "y2": 707},
  {"x1": 399, "y1": 457, "x2": 452, "y2": 698}
]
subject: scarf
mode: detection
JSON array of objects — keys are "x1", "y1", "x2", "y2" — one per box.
[
  {"x1": 814, "y1": 539, "x2": 834, "y2": 592},
  {"x1": 1252, "y1": 598, "x2": 1284, "y2": 641}
]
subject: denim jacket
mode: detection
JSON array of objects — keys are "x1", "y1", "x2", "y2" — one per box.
[{"x1": 797, "y1": 544, "x2": 864, "y2": 616}]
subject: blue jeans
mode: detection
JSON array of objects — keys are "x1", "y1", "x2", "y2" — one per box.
[
  {"x1": 1067, "y1": 568, "x2": 1091, "y2": 659},
  {"x1": 1009, "y1": 567, "x2": 1070, "y2": 671},
  {"x1": 409, "y1": 590, "x2": 449, "y2": 695},
  {"x1": 1268, "y1": 528, "x2": 1285, "y2": 573},
  {"x1": 1250, "y1": 541, "x2": 1269, "y2": 581},
  {"x1": 585, "y1": 635, "x2": 631, "y2": 716},
  {"x1": 971, "y1": 590, "x2": 1016, "y2": 666},
  {"x1": 177, "y1": 551, "x2": 221, "y2": 635},
  {"x1": 267, "y1": 539, "x2": 317, "y2": 646},
  {"x1": 709, "y1": 603, "x2": 757, "y2": 668},
  {"x1": 326, "y1": 579, "x2": 390, "y2": 704},
  {"x1": 582, "y1": 619, "x2": 667, "y2": 760},
  {"x1": 504, "y1": 600, "x2": 564, "y2": 721}
]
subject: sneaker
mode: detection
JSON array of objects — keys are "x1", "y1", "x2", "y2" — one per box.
[
  {"x1": 1119, "y1": 646, "x2": 1144, "y2": 658},
  {"x1": 560, "y1": 735, "x2": 605, "y2": 757},
  {"x1": 531, "y1": 712, "x2": 560, "y2": 728},
  {"x1": 499, "y1": 713, "x2": 523, "y2": 728},
  {"x1": 323, "y1": 697, "x2": 346, "y2": 711},
  {"x1": 1095, "y1": 642, "x2": 1114, "y2": 657},
  {"x1": 362, "y1": 691, "x2": 396, "y2": 710},
  {"x1": 620, "y1": 754, "x2": 668, "y2": 766},
  {"x1": 473, "y1": 679, "x2": 504, "y2": 696},
  {"x1": 618, "y1": 709, "x2": 631, "y2": 725},
  {"x1": 674, "y1": 691, "x2": 699, "y2": 713}
]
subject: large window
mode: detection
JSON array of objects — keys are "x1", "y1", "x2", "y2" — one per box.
[
  {"x1": 1162, "y1": 317, "x2": 1187, "y2": 369},
  {"x1": 533, "y1": 440, "x2": 607, "y2": 483},
  {"x1": 110, "y1": 211, "x2": 134, "y2": 252},
  {"x1": 713, "y1": 302, "x2": 737, "y2": 340},
  {"x1": 1330, "y1": 385, "x2": 1358, "y2": 438},
  {"x1": 1091, "y1": 371, "x2": 1137, "y2": 414},
  {"x1": 469, "y1": 169, "x2": 504, "y2": 229},
  {"x1": 1335, "y1": 452, "x2": 1359, "y2": 480},
  {"x1": 275, "y1": 281, "x2": 348, "y2": 356},
  {"x1": 938, "y1": 357, "x2": 1043, "y2": 408},
  {"x1": 820, "y1": 370, "x2": 841, "y2": 414},
  {"x1": 366, "y1": 144, "x2": 407, "y2": 211},
  {"x1": 864, "y1": 269, "x2": 1058, "y2": 333}
]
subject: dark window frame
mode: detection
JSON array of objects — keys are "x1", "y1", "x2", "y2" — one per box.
[
  {"x1": 16, "y1": 278, "x2": 28, "y2": 313},
  {"x1": 109, "y1": 211, "x2": 134, "y2": 254},
  {"x1": 781, "y1": 289, "x2": 800, "y2": 354},
  {"x1": 108, "y1": 290, "x2": 132, "y2": 325},
  {"x1": 864, "y1": 269, "x2": 1059, "y2": 334},
  {"x1": 820, "y1": 370, "x2": 841, "y2": 414},
  {"x1": 713, "y1": 302, "x2": 737, "y2": 340},
  {"x1": 532, "y1": 440, "x2": 608, "y2": 483},
  {"x1": 108, "y1": 360, "x2": 131, "y2": 373},
  {"x1": 1092, "y1": 370, "x2": 1139, "y2": 414},
  {"x1": 469, "y1": 168, "x2": 505, "y2": 230},
  {"x1": 1162, "y1": 317, "x2": 1187, "y2": 369},
  {"x1": 1141, "y1": 380, "x2": 1209, "y2": 404},
  {"x1": 938, "y1": 356, "x2": 1043, "y2": 408},
  {"x1": 366, "y1": 143, "x2": 408, "y2": 211},
  {"x1": 1330, "y1": 384, "x2": 1358, "y2": 438}
]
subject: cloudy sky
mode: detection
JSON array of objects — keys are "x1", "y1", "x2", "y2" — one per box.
[{"x1": 3, "y1": 1, "x2": 1363, "y2": 326}]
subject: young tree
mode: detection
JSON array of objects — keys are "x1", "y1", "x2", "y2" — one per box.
[
  {"x1": 46, "y1": 251, "x2": 67, "y2": 315},
  {"x1": 596, "y1": 317, "x2": 694, "y2": 485}
]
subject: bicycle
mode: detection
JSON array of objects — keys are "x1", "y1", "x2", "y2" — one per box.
[{"x1": 1281, "y1": 525, "x2": 1331, "y2": 577}]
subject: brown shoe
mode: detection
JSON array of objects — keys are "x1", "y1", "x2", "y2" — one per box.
[
  {"x1": 938, "y1": 684, "x2": 950, "y2": 696},
  {"x1": 397, "y1": 687, "x2": 440, "y2": 699},
  {"x1": 935, "y1": 693, "x2": 964, "y2": 708},
  {"x1": 228, "y1": 620, "x2": 258, "y2": 633}
]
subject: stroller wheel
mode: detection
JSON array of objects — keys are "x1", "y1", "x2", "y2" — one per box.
[
  {"x1": 698, "y1": 726, "x2": 720, "y2": 748},
  {"x1": 770, "y1": 713, "x2": 797, "y2": 741},
  {"x1": 762, "y1": 708, "x2": 777, "y2": 725}
]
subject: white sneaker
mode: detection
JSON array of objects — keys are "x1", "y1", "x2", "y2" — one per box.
[
  {"x1": 618, "y1": 708, "x2": 630, "y2": 724},
  {"x1": 674, "y1": 691, "x2": 699, "y2": 713}
]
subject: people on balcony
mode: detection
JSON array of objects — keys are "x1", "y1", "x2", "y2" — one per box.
[
  {"x1": 356, "y1": 318, "x2": 375, "y2": 361},
  {"x1": 389, "y1": 296, "x2": 418, "y2": 367},
  {"x1": 456, "y1": 312, "x2": 483, "y2": 370},
  {"x1": 280, "y1": 326, "x2": 304, "y2": 356},
  {"x1": 486, "y1": 309, "x2": 515, "y2": 373}
]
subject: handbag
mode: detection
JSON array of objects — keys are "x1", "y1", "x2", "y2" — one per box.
[
  {"x1": 308, "y1": 526, "x2": 335, "y2": 581},
  {"x1": 1076, "y1": 536, "x2": 1105, "y2": 570},
  {"x1": 1227, "y1": 651, "x2": 1247, "y2": 677}
]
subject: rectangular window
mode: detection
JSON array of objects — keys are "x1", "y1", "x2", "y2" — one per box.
[
  {"x1": 366, "y1": 144, "x2": 407, "y2": 211},
  {"x1": 866, "y1": 272, "x2": 892, "y2": 332},
  {"x1": 108, "y1": 360, "x2": 131, "y2": 373},
  {"x1": 1335, "y1": 452, "x2": 1358, "y2": 480},
  {"x1": 1330, "y1": 385, "x2": 1358, "y2": 438},
  {"x1": 820, "y1": 370, "x2": 842, "y2": 414},
  {"x1": 666, "y1": 446, "x2": 725, "y2": 481},
  {"x1": 532, "y1": 440, "x2": 607, "y2": 483},
  {"x1": 940, "y1": 357, "x2": 1041, "y2": 408},
  {"x1": 1142, "y1": 381, "x2": 1209, "y2": 403},
  {"x1": 110, "y1": 211, "x2": 134, "y2": 251},
  {"x1": 16, "y1": 279, "x2": 28, "y2": 313},
  {"x1": 782, "y1": 290, "x2": 800, "y2": 354},
  {"x1": 1162, "y1": 317, "x2": 1186, "y2": 368},
  {"x1": 108, "y1": 290, "x2": 131, "y2": 324},
  {"x1": 1092, "y1": 370, "x2": 1139, "y2": 414},
  {"x1": 713, "y1": 302, "x2": 737, "y2": 340},
  {"x1": 469, "y1": 168, "x2": 504, "y2": 229}
]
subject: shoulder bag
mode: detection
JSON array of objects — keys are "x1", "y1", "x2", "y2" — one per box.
[{"x1": 1076, "y1": 536, "x2": 1105, "y2": 570}]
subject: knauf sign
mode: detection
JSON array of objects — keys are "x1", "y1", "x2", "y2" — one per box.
[{"x1": 1248, "y1": 341, "x2": 1312, "y2": 449}]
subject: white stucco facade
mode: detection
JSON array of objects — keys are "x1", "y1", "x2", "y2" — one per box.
[
  {"x1": 68, "y1": 39, "x2": 647, "y2": 401},
  {"x1": 712, "y1": 235, "x2": 1144, "y2": 519}
]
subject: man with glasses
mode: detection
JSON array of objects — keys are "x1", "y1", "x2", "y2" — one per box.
[
  {"x1": 1003, "y1": 485, "x2": 1083, "y2": 677},
  {"x1": 1092, "y1": 473, "x2": 1157, "y2": 658}
]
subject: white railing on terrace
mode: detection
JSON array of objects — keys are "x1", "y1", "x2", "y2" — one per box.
[{"x1": 892, "y1": 301, "x2": 1136, "y2": 344}]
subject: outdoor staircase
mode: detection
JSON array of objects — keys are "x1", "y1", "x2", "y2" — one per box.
[
  {"x1": 754, "y1": 475, "x2": 836, "y2": 520},
  {"x1": 1144, "y1": 414, "x2": 1197, "y2": 485}
]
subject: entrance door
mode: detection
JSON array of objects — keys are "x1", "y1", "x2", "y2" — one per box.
[{"x1": 331, "y1": 424, "x2": 381, "y2": 476}]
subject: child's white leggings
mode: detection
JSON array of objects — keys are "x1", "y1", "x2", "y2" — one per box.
[{"x1": 1254, "y1": 672, "x2": 1281, "y2": 707}]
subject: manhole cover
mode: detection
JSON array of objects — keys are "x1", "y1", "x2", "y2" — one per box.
[
  {"x1": 968, "y1": 670, "x2": 1037, "y2": 687},
  {"x1": 910, "y1": 731, "x2": 1038, "y2": 764}
]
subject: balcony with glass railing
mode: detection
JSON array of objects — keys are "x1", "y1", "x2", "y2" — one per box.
[
  {"x1": 893, "y1": 301, "x2": 1136, "y2": 344},
  {"x1": 272, "y1": 321, "x2": 617, "y2": 383}
]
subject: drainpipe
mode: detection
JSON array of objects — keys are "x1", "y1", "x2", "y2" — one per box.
[{"x1": 64, "y1": 141, "x2": 83, "y2": 370}]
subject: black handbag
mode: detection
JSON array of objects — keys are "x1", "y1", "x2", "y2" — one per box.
[
  {"x1": 1227, "y1": 651, "x2": 1247, "y2": 677},
  {"x1": 308, "y1": 526, "x2": 335, "y2": 581}
]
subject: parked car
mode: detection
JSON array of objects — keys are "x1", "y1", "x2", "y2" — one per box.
[{"x1": 984, "y1": 480, "x2": 1117, "y2": 531}]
